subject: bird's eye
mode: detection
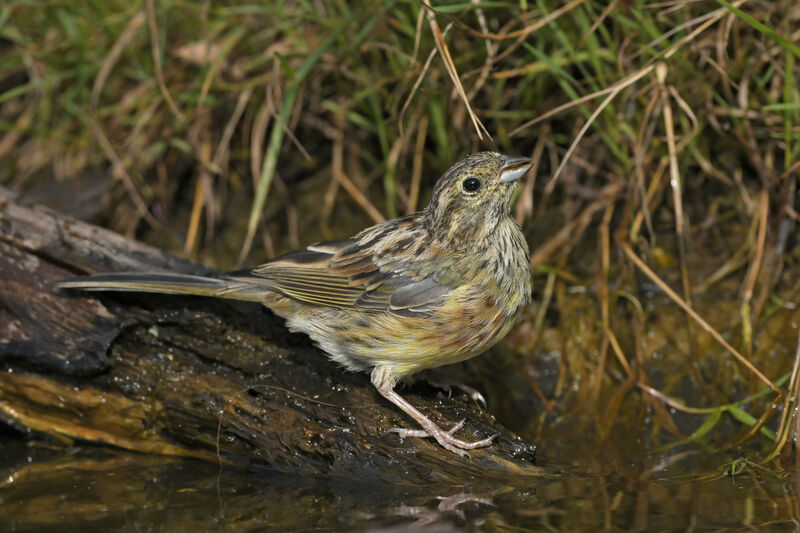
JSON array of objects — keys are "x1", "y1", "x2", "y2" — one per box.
[{"x1": 462, "y1": 177, "x2": 481, "y2": 192}]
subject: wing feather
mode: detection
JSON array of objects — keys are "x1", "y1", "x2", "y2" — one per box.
[
  {"x1": 390, "y1": 277, "x2": 450, "y2": 311},
  {"x1": 227, "y1": 227, "x2": 455, "y2": 316}
]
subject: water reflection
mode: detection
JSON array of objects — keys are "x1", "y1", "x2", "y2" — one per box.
[{"x1": 2, "y1": 439, "x2": 799, "y2": 532}]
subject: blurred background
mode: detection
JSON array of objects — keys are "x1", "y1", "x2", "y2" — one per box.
[{"x1": 2, "y1": 0, "x2": 800, "y2": 530}]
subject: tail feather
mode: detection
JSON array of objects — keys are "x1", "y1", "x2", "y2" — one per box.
[{"x1": 56, "y1": 272, "x2": 267, "y2": 302}]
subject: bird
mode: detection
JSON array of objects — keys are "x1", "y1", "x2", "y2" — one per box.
[{"x1": 58, "y1": 151, "x2": 533, "y2": 456}]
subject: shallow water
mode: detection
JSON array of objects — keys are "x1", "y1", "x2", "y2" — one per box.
[{"x1": 2, "y1": 437, "x2": 798, "y2": 532}]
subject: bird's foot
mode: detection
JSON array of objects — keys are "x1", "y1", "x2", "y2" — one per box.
[
  {"x1": 372, "y1": 366, "x2": 496, "y2": 457},
  {"x1": 421, "y1": 373, "x2": 487, "y2": 409},
  {"x1": 386, "y1": 419, "x2": 497, "y2": 457}
]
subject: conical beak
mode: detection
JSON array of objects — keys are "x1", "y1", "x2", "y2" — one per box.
[{"x1": 498, "y1": 155, "x2": 533, "y2": 184}]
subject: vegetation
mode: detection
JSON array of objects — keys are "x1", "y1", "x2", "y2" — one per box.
[{"x1": 1, "y1": 0, "x2": 799, "y2": 475}]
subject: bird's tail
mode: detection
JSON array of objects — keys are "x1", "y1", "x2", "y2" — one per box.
[{"x1": 56, "y1": 272, "x2": 267, "y2": 302}]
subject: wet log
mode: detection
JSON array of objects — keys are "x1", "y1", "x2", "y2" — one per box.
[{"x1": 0, "y1": 188, "x2": 540, "y2": 483}]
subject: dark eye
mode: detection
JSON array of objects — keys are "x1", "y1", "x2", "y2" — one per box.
[{"x1": 462, "y1": 177, "x2": 481, "y2": 192}]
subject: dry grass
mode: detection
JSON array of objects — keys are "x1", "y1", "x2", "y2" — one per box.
[{"x1": 2, "y1": 0, "x2": 800, "y2": 472}]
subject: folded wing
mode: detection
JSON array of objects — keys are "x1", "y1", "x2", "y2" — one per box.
[{"x1": 228, "y1": 238, "x2": 453, "y2": 318}]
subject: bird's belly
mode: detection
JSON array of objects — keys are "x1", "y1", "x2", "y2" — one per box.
[{"x1": 277, "y1": 289, "x2": 520, "y2": 379}]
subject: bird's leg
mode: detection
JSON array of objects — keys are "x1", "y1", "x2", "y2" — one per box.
[{"x1": 371, "y1": 367, "x2": 496, "y2": 456}]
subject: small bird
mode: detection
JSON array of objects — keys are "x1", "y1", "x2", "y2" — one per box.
[{"x1": 58, "y1": 151, "x2": 533, "y2": 456}]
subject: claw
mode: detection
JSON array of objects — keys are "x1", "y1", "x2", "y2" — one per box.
[{"x1": 470, "y1": 390, "x2": 487, "y2": 410}]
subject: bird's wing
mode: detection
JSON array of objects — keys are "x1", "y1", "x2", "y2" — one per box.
[{"x1": 226, "y1": 237, "x2": 454, "y2": 317}]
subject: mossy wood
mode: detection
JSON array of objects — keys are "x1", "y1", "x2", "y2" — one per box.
[{"x1": 0, "y1": 188, "x2": 539, "y2": 482}]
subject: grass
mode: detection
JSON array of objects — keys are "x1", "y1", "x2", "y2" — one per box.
[{"x1": 2, "y1": 0, "x2": 800, "y2": 471}]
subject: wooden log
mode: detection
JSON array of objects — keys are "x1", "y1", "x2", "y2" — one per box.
[{"x1": 0, "y1": 188, "x2": 541, "y2": 483}]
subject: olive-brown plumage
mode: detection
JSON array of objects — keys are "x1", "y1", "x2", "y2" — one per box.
[{"x1": 59, "y1": 151, "x2": 533, "y2": 455}]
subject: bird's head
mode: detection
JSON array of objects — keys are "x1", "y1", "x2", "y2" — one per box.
[{"x1": 424, "y1": 151, "x2": 532, "y2": 250}]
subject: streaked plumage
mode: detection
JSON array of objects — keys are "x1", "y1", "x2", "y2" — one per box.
[{"x1": 59, "y1": 151, "x2": 533, "y2": 456}]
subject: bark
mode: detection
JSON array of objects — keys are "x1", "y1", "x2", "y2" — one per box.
[{"x1": 0, "y1": 188, "x2": 541, "y2": 483}]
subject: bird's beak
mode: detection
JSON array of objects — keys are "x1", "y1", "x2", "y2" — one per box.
[{"x1": 498, "y1": 155, "x2": 533, "y2": 184}]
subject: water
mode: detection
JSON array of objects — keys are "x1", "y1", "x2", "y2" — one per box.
[{"x1": 2, "y1": 438, "x2": 797, "y2": 532}]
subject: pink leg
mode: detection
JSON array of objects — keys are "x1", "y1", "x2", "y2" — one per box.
[{"x1": 371, "y1": 367, "x2": 496, "y2": 457}]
